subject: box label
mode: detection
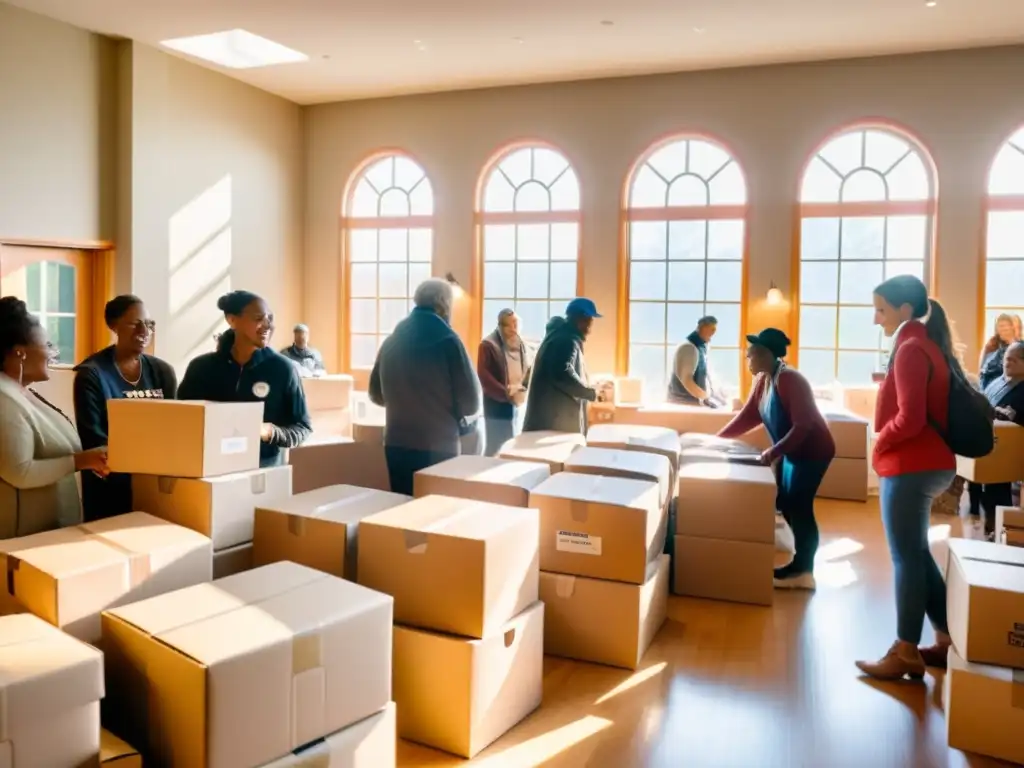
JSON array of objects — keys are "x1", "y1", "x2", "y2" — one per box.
[
  {"x1": 556, "y1": 530, "x2": 601, "y2": 556},
  {"x1": 221, "y1": 437, "x2": 249, "y2": 455}
]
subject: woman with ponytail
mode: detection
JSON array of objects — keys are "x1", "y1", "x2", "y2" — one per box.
[
  {"x1": 177, "y1": 291, "x2": 311, "y2": 467},
  {"x1": 856, "y1": 275, "x2": 957, "y2": 681}
]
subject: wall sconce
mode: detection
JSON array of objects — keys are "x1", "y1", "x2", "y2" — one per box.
[
  {"x1": 766, "y1": 281, "x2": 784, "y2": 306},
  {"x1": 445, "y1": 271, "x2": 465, "y2": 299}
]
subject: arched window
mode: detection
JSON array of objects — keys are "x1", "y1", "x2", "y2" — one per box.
[
  {"x1": 984, "y1": 127, "x2": 1024, "y2": 341},
  {"x1": 478, "y1": 145, "x2": 581, "y2": 345},
  {"x1": 624, "y1": 137, "x2": 747, "y2": 402},
  {"x1": 796, "y1": 126, "x2": 935, "y2": 387},
  {"x1": 343, "y1": 153, "x2": 433, "y2": 373}
]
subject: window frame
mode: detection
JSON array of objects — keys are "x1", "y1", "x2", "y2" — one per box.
[{"x1": 792, "y1": 122, "x2": 938, "y2": 387}]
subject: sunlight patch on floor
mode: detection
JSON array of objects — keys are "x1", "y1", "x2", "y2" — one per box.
[
  {"x1": 594, "y1": 662, "x2": 667, "y2": 705},
  {"x1": 470, "y1": 715, "x2": 612, "y2": 768}
]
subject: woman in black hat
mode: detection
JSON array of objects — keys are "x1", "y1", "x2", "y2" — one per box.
[{"x1": 718, "y1": 328, "x2": 835, "y2": 590}]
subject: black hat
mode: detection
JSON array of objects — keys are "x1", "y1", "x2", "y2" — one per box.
[{"x1": 746, "y1": 328, "x2": 791, "y2": 359}]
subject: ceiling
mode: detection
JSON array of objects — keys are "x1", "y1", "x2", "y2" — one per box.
[{"x1": 8, "y1": 0, "x2": 1024, "y2": 104}]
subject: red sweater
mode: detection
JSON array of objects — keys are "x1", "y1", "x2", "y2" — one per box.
[
  {"x1": 718, "y1": 366, "x2": 835, "y2": 463},
  {"x1": 873, "y1": 321, "x2": 955, "y2": 478}
]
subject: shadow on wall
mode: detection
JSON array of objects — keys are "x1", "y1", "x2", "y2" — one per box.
[{"x1": 166, "y1": 174, "x2": 233, "y2": 371}]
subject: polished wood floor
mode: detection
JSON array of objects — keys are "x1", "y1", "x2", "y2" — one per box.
[{"x1": 397, "y1": 500, "x2": 1010, "y2": 768}]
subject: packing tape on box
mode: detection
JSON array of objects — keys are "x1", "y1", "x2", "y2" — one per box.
[
  {"x1": 292, "y1": 632, "x2": 323, "y2": 674},
  {"x1": 569, "y1": 499, "x2": 590, "y2": 523},
  {"x1": 250, "y1": 473, "x2": 267, "y2": 494},
  {"x1": 553, "y1": 574, "x2": 577, "y2": 598},
  {"x1": 91, "y1": 532, "x2": 153, "y2": 586}
]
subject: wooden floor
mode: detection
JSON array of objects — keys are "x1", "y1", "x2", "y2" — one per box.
[{"x1": 396, "y1": 500, "x2": 1009, "y2": 768}]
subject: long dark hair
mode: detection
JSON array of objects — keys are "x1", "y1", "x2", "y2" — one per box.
[
  {"x1": 215, "y1": 290, "x2": 261, "y2": 352},
  {"x1": 873, "y1": 275, "x2": 959, "y2": 370}
]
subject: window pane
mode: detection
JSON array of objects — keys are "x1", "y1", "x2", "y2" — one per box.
[
  {"x1": 708, "y1": 162, "x2": 746, "y2": 205},
  {"x1": 350, "y1": 180, "x2": 379, "y2": 217},
  {"x1": 987, "y1": 260, "x2": 1024, "y2": 308},
  {"x1": 631, "y1": 221, "x2": 667, "y2": 260},
  {"x1": 350, "y1": 264, "x2": 377, "y2": 298},
  {"x1": 550, "y1": 223, "x2": 578, "y2": 261},
  {"x1": 666, "y1": 303, "x2": 704, "y2": 344},
  {"x1": 667, "y1": 262, "x2": 706, "y2": 302},
  {"x1": 549, "y1": 170, "x2": 580, "y2": 211},
  {"x1": 630, "y1": 344, "x2": 667, "y2": 402},
  {"x1": 707, "y1": 348, "x2": 741, "y2": 393},
  {"x1": 499, "y1": 149, "x2": 532, "y2": 187},
  {"x1": 364, "y1": 158, "x2": 393, "y2": 190},
  {"x1": 481, "y1": 300, "x2": 507, "y2": 337},
  {"x1": 25, "y1": 263, "x2": 42, "y2": 312},
  {"x1": 647, "y1": 142, "x2": 688, "y2": 180},
  {"x1": 887, "y1": 216, "x2": 927, "y2": 260},
  {"x1": 56, "y1": 264, "x2": 76, "y2": 313},
  {"x1": 800, "y1": 261, "x2": 838, "y2": 304},
  {"x1": 801, "y1": 218, "x2": 840, "y2": 261},
  {"x1": 46, "y1": 315, "x2": 74, "y2": 365},
  {"x1": 379, "y1": 189, "x2": 410, "y2": 217},
  {"x1": 800, "y1": 306, "x2": 838, "y2": 349},
  {"x1": 409, "y1": 229, "x2": 432, "y2": 262},
  {"x1": 516, "y1": 263, "x2": 549, "y2": 300},
  {"x1": 350, "y1": 230, "x2": 377, "y2": 262},
  {"x1": 483, "y1": 174, "x2": 515, "y2": 212},
  {"x1": 704, "y1": 303, "x2": 741, "y2": 347},
  {"x1": 707, "y1": 220, "x2": 744, "y2": 260},
  {"x1": 689, "y1": 140, "x2": 731, "y2": 180},
  {"x1": 865, "y1": 130, "x2": 911, "y2": 174},
  {"x1": 393, "y1": 156, "x2": 424, "y2": 191},
  {"x1": 839, "y1": 261, "x2": 884, "y2": 305},
  {"x1": 800, "y1": 157, "x2": 841, "y2": 203},
  {"x1": 379, "y1": 300, "x2": 407, "y2": 334},
  {"x1": 798, "y1": 349, "x2": 837, "y2": 386},
  {"x1": 378, "y1": 264, "x2": 408, "y2": 298},
  {"x1": 841, "y1": 217, "x2": 884, "y2": 260},
  {"x1": 550, "y1": 263, "x2": 577, "y2": 299},
  {"x1": 533, "y1": 148, "x2": 570, "y2": 186},
  {"x1": 705, "y1": 262, "x2": 742, "y2": 302},
  {"x1": 987, "y1": 212, "x2": 1024, "y2": 259},
  {"x1": 409, "y1": 181, "x2": 433, "y2": 215},
  {"x1": 630, "y1": 302, "x2": 667, "y2": 344},
  {"x1": 668, "y1": 221, "x2": 706, "y2": 261},
  {"x1": 484, "y1": 225, "x2": 515, "y2": 261},
  {"x1": 630, "y1": 165, "x2": 668, "y2": 208},
  {"x1": 885, "y1": 260, "x2": 924, "y2": 281},
  {"x1": 515, "y1": 301, "x2": 548, "y2": 344},
  {"x1": 886, "y1": 152, "x2": 930, "y2": 202},
  {"x1": 378, "y1": 229, "x2": 407, "y2": 262},
  {"x1": 515, "y1": 181, "x2": 550, "y2": 212},
  {"x1": 838, "y1": 351, "x2": 882, "y2": 385},
  {"x1": 350, "y1": 335, "x2": 378, "y2": 368},
  {"x1": 838, "y1": 307, "x2": 881, "y2": 350},
  {"x1": 667, "y1": 176, "x2": 708, "y2": 206},
  {"x1": 990, "y1": 141, "x2": 1024, "y2": 196},
  {"x1": 350, "y1": 299, "x2": 377, "y2": 334},
  {"x1": 409, "y1": 263, "x2": 431, "y2": 292},
  {"x1": 841, "y1": 169, "x2": 886, "y2": 203},
  {"x1": 630, "y1": 262, "x2": 667, "y2": 301},
  {"x1": 484, "y1": 262, "x2": 515, "y2": 299},
  {"x1": 516, "y1": 224, "x2": 549, "y2": 261},
  {"x1": 819, "y1": 131, "x2": 863, "y2": 177}
]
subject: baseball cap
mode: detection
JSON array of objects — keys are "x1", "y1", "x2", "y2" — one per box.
[
  {"x1": 746, "y1": 328, "x2": 791, "y2": 358},
  {"x1": 565, "y1": 298, "x2": 602, "y2": 319}
]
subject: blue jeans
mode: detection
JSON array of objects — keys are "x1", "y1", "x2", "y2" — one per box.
[
  {"x1": 776, "y1": 457, "x2": 831, "y2": 573},
  {"x1": 879, "y1": 469, "x2": 955, "y2": 644}
]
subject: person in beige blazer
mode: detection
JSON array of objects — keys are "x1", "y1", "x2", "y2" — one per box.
[{"x1": 0, "y1": 297, "x2": 108, "y2": 538}]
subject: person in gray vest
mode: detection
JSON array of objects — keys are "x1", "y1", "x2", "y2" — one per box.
[
  {"x1": 667, "y1": 315, "x2": 724, "y2": 407},
  {"x1": 281, "y1": 324, "x2": 326, "y2": 378}
]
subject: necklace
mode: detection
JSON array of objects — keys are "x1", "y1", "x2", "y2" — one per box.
[{"x1": 116, "y1": 358, "x2": 143, "y2": 387}]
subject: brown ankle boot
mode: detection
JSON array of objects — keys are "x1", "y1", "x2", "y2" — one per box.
[
  {"x1": 856, "y1": 641, "x2": 926, "y2": 681},
  {"x1": 919, "y1": 632, "x2": 952, "y2": 668}
]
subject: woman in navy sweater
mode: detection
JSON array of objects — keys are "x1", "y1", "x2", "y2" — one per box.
[{"x1": 718, "y1": 328, "x2": 836, "y2": 591}]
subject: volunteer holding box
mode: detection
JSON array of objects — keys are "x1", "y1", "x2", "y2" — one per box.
[{"x1": 178, "y1": 290, "x2": 312, "y2": 467}]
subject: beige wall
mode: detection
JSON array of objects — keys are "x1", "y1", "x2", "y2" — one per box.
[
  {"x1": 305, "y1": 45, "x2": 1024, "y2": 375},
  {"x1": 0, "y1": 2, "x2": 117, "y2": 242}
]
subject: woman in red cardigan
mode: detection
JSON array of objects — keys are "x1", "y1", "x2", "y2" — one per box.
[
  {"x1": 718, "y1": 328, "x2": 835, "y2": 590},
  {"x1": 856, "y1": 275, "x2": 957, "y2": 682}
]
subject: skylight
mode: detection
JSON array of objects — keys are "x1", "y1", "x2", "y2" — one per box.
[{"x1": 160, "y1": 29, "x2": 308, "y2": 70}]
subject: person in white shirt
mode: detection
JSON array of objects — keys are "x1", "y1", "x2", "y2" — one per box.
[{"x1": 667, "y1": 315, "x2": 726, "y2": 407}]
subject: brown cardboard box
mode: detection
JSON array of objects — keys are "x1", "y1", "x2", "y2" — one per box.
[
  {"x1": 358, "y1": 495, "x2": 539, "y2": 638},
  {"x1": 586, "y1": 400, "x2": 616, "y2": 425},
  {"x1": 302, "y1": 374, "x2": 355, "y2": 413},
  {"x1": 498, "y1": 430, "x2": 586, "y2": 472},
  {"x1": 393, "y1": 601, "x2": 544, "y2": 758},
  {"x1": 107, "y1": 399, "x2": 263, "y2": 478},
  {"x1": 816, "y1": 405, "x2": 870, "y2": 459},
  {"x1": 253, "y1": 485, "x2": 411, "y2": 580},
  {"x1": 564, "y1": 446, "x2": 672, "y2": 506},
  {"x1": 676, "y1": 462, "x2": 776, "y2": 545},
  {"x1": 956, "y1": 421, "x2": 1024, "y2": 484},
  {"x1": 946, "y1": 538, "x2": 1024, "y2": 669},
  {"x1": 677, "y1": 433, "x2": 761, "y2": 466},
  {"x1": 0, "y1": 512, "x2": 212, "y2": 643},
  {"x1": 102, "y1": 562, "x2": 393, "y2": 768},
  {"x1": 586, "y1": 423, "x2": 681, "y2": 470},
  {"x1": 100, "y1": 729, "x2": 141, "y2": 767},
  {"x1": 353, "y1": 422, "x2": 385, "y2": 444},
  {"x1": 672, "y1": 535, "x2": 774, "y2": 606},
  {"x1": 540, "y1": 554, "x2": 669, "y2": 670},
  {"x1": 615, "y1": 377, "x2": 644, "y2": 405},
  {"x1": 816, "y1": 457, "x2": 868, "y2": 502},
  {"x1": 132, "y1": 465, "x2": 293, "y2": 550},
  {"x1": 944, "y1": 646, "x2": 1024, "y2": 766},
  {"x1": 288, "y1": 438, "x2": 390, "y2": 493},
  {"x1": 614, "y1": 404, "x2": 772, "y2": 450},
  {"x1": 413, "y1": 455, "x2": 551, "y2": 507},
  {"x1": 0, "y1": 614, "x2": 103, "y2": 768},
  {"x1": 212, "y1": 542, "x2": 254, "y2": 579},
  {"x1": 260, "y1": 704, "x2": 396, "y2": 767},
  {"x1": 997, "y1": 506, "x2": 1024, "y2": 547},
  {"x1": 528, "y1": 472, "x2": 664, "y2": 584},
  {"x1": 840, "y1": 384, "x2": 879, "y2": 428},
  {"x1": 310, "y1": 408, "x2": 353, "y2": 439}
]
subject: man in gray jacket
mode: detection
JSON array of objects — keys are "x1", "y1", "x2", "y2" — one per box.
[
  {"x1": 369, "y1": 278, "x2": 481, "y2": 494},
  {"x1": 522, "y1": 298, "x2": 600, "y2": 434}
]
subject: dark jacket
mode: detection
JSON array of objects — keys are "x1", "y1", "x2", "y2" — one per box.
[
  {"x1": 477, "y1": 330, "x2": 533, "y2": 421},
  {"x1": 369, "y1": 307, "x2": 481, "y2": 454},
  {"x1": 281, "y1": 344, "x2": 325, "y2": 376},
  {"x1": 979, "y1": 344, "x2": 1009, "y2": 391},
  {"x1": 984, "y1": 376, "x2": 1024, "y2": 426},
  {"x1": 73, "y1": 347, "x2": 178, "y2": 521},
  {"x1": 522, "y1": 316, "x2": 596, "y2": 434},
  {"x1": 177, "y1": 337, "x2": 312, "y2": 467}
]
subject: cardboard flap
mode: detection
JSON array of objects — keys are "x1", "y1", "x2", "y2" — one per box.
[
  {"x1": 100, "y1": 729, "x2": 140, "y2": 763},
  {"x1": 566, "y1": 447, "x2": 671, "y2": 476},
  {"x1": 552, "y1": 574, "x2": 576, "y2": 599},
  {"x1": 587, "y1": 424, "x2": 680, "y2": 456},
  {"x1": 363, "y1": 495, "x2": 529, "y2": 541},
  {"x1": 678, "y1": 461, "x2": 775, "y2": 485},
  {"x1": 417, "y1": 456, "x2": 551, "y2": 489},
  {"x1": 531, "y1": 472, "x2": 658, "y2": 509},
  {"x1": 267, "y1": 485, "x2": 409, "y2": 524}
]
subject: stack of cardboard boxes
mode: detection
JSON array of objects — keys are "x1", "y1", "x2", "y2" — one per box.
[
  {"x1": 357, "y1": 495, "x2": 543, "y2": 758},
  {"x1": 996, "y1": 506, "x2": 1024, "y2": 546},
  {"x1": 113, "y1": 399, "x2": 293, "y2": 579},
  {"x1": 815, "y1": 404, "x2": 870, "y2": 502},
  {"x1": 943, "y1": 538, "x2": 1024, "y2": 765},
  {"x1": 302, "y1": 374, "x2": 355, "y2": 439}
]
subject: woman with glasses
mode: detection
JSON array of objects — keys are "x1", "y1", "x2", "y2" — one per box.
[
  {"x1": 73, "y1": 295, "x2": 177, "y2": 521},
  {"x1": 1, "y1": 296, "x2": 109, "y2": 536}
]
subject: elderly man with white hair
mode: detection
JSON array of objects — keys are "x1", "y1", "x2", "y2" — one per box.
[{"x1": 368, "y1": 278, "x2": 482, "y2": 494}]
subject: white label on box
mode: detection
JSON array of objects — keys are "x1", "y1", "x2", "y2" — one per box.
[
  {"x1": 221, "y1": 437, "x2": 249, "y2": 455},
  {"x1": 556, "y1": 530, "x2": 602, "y2": 556}
]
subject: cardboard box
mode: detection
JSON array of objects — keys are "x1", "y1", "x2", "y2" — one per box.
[
  {"x1": 310, "y1": 408, "x2": 353, "y2": 439},
  {"x1": 357, "y1": 495, "x2": 539, "y2": 639},
  {"x1": 677, "y1": 433, "x2": 761, "y2": 466},
  {"x1": 673, "y1": 535, "x2": 774, "y2": 606},
  {"x1": 302, "y1": 374, "x2": 354, "y2": 413},
  {"x1": 413, "y1": 455, "x2": 551, "y2": 508},
  {"x1": 613, "y1": 404, "x2": 772, "y2": 450},
  {"x1": 498, "y1": 430, "x2": 586, "y2": 472},
  {"x1": 253, "y1": 485, "x2": 411, "y2": 580},
  {"x1": 997, "y1": 506, "x2": 1024, "y2": 547},
  {"x1": 107, "y1": 399, "x2": 263, "y2": 478},
  {"x1": 956, "y1": 421, "x2": 1024, "y2": 484},
  {"x1": 944, "y1": 646, "x2": 1024, "y2": 766},
  {"x1": 102, "y1": 562, "x2": 393, "y2": 768},
  {"x1": 0, "y1": 614, "x2": 103, "y2": 768},
  {"x1": 587, "y1": 401, "x2": 616, "y2": 425},
  {"x1": 288, "y1": 438, "x2": 390, "y2": 494},
  {"x1": 564, "y1": 447, "x2": 672, "y2": 506},
  {"x1": 817, "y1": 406, "x2": 870, "y2": 459},
  {"x1": 615, "y1": 377, "x2": 644, "y2": 405},
  {"x1": 0, "y1": 512, "x2": 212, "y2": 643},
  {"x1": 260, "y1": 704, "x2": 396, "y2": 767},
  {"x1": 839, "y1": 385, "x2": 878, "y2": 430},
  {"x1": 100, "y1": 729, "x2": 141, "y2": 767},
  {"x1": 676, "y1": 462, "x2": 777, "y2": 545},
  {"x1": 393, "y1": 602, "x2": 544, "y2": 758},
  {"x1": 816, "y1": 457, "x2": 868, "y2": 502},
  {"x1": 586, "y1": 423, "x2": 681, "y2": 470},
  {"x1": 353, "y1": 422, "x2": 385, "y2": 444},
  {"x1": 528, "y1": 472, "x2": 663, "y2": 584},
  {"x1": 946, "y1": 538, "x2": 1024, "y2": 669},
  {"x1": 132, "y1": 465, "x2": 293, "y2": 550},
  {"x1": 539, "y1": 554, "x2": 669, "y2": 670},
  {"x1": 212, "y1": 542, "x2": 253, "y2": 579}
]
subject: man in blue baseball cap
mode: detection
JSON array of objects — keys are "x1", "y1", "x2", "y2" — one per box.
[{"x1": 522, "y1": 297, "x2": 601, "y2": 434}]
